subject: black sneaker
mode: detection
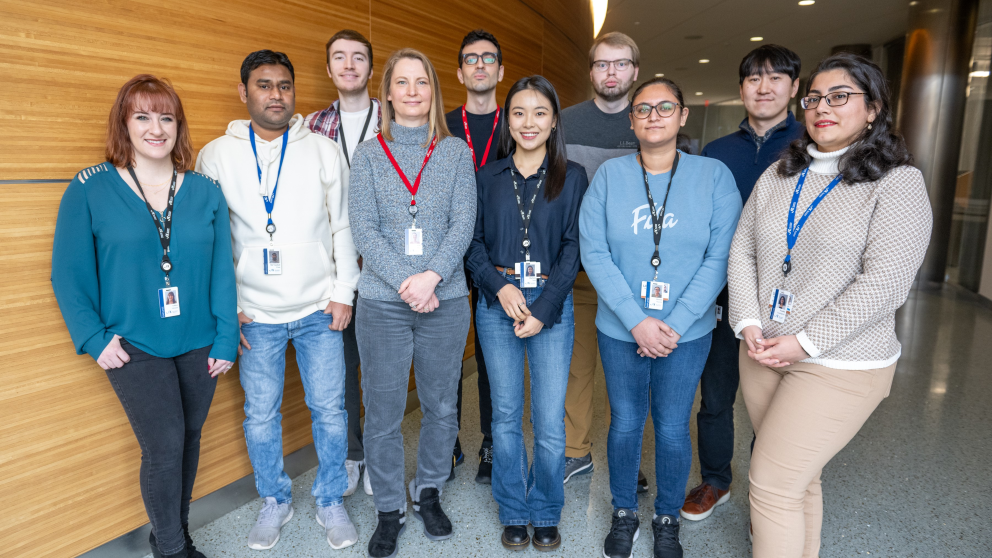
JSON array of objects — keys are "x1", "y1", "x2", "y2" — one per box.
[
  {"x1": 368, "y1": 510, "x2": 406, "y2": 558},
  {"x1": 183, "y1": 523, "x2": 207, "y2": 558},
  {"x1": 563, "y1": 452, "x2": 594, "y2": 484},
  {"x1": 448, "y1": 444, "x2": 465, "y2": 482},
  {"x1": 476, "y1": 446, "x2": 493, "y2": 484},
  {"x1": 411, "y1": 486, "x2": 453, "y2": 540},
  {"x1": 652, "y1": 514, "x2": 683, "y2": 558},
  {"x1": 603, "y1": 508, "x2": 639, "y2": 558},
  {"x1": 638, "y1": 469, "x2": 650, "y2": 493}
]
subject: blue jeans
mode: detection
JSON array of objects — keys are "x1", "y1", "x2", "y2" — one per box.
[
  {"x1": 476, "y1": 282, "x2": 573, "y2": 526},
  {"x1": 239, "y1": 310, "x2": 348, "y2": 507},
  {"x1": 599, "y1": 330, "x2": 712, "y2": 517}
]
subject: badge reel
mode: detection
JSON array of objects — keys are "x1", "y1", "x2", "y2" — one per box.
[
  {"x1": 157, "y1": 259, "x2": 181, "y2": 318},
  {"x1": 405, "y1": 203, "x2": 423, "y2": 256},
  {"x1": 515, "y1": 241, "x2": 540, "y2": 288},
  {"x1": 768, "y1": 288, "x2": 795, "y2": 324},
  {"x1": 640, "y1": 255, "x2": 670, "y2": 310}
]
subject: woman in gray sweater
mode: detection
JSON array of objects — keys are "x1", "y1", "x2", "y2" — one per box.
[
  {"x1": 348, "y1": 48, "x2": 476, "y2": 558},
  {"x1": 728, "y1": 53, "x2": 932, "y2": 557}
]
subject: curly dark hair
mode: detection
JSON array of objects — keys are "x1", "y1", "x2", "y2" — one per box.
[{"x1": 779, "y1": 52, "x2": 912, "y2": 183}]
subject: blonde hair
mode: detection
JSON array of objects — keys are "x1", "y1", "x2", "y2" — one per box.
[
  {"x1": 588, "y1": 31, "x2": 640, "y2": 68},
  {"x1": 378, "y1": 48, "x2": 451, "y2": 146}
]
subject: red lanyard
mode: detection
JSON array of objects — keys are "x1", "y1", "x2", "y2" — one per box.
[
  {"x1": 377, "y1": 133, "x2": 438, "y2": 211},
  {"x1": 462, "y1": 106, "x2": 500, "y2": 170}
]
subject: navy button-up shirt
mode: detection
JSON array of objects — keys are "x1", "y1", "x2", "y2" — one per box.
[{"x1": 466, "y1": 154, "x2": 588, "y2": 328}]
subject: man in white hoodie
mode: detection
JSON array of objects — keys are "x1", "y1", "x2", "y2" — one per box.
[{"x1": 196, "y1": 50, "x2": 361, "y2": 552}]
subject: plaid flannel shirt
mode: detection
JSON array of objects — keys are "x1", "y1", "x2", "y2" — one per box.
[{"x1": 304, "y1": 98, "x2": 383, "y2": 142}]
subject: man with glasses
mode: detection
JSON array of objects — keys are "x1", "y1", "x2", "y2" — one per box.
[
  {"x1": 443, "y1": 28, "x2": 504, "y2": 486},
  {"x1": 305, "y1": 30, "x2": 382, "y2": 501},
  {"x1": 681, "y1": 44, "x2": 804, "y2": 525},
  {"x1": 560, "y1": 31, "x2": 646, "y2": 489}
]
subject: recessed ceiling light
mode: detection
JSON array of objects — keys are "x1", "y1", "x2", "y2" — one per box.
[
  {"x1": 798, "y1": 0, "x2": 815, "y2": 5},
  {"x1": 751, "y1": 36, "x2": 763, "y2": 41},
  {"x1": 695, "y1": 92, "x2": 703, "y2": 95},
  {"x1": 909, "y1": 1, "x2": 918, "y2": 5},
  {"x1": 655, "y1": 73, "x2": 665, "y2": 77},
  {"x1": 970, "y1": 70, "x2": 990, "y2": 77},
  {"x1": 699, "y1": 59, "x2": 710, "y2": 63},
  {"x1": 634, "y1": 21, "x2": 641, "y2": 25}
]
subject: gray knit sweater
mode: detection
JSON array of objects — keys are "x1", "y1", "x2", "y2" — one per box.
[{"x1": 349, "y1": 122, "x2": 477, "y2": 301}]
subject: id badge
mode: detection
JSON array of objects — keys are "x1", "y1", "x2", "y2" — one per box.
[
  {"x1": 158, "y1": 287, "x2": 181, "y2": 318},
  {"x1": 768, "y1": 288, "x2": 795, "y2": 323},
  {"x1": 514, "y1": 261, "x2": 540, "y2": 288},
  {"x1": 640, "y1": 280, "x2": 669, "y2": 310},
  {"x1": 405, "y1": 227, "x2": 423, "y2": 256},
  {"x1": 264, "y1": 248, "x2": 282, "y2": 275},
  {"x1": 716, "y1": 304, "x2": 723, "y2": 321}
]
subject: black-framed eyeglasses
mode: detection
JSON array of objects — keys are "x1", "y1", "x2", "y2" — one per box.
[
  {"x1": 631, "y1": 101, "x2": 682, "y2": 119},
  {"x1": 592, "y1": 59, "x2": 634, "y2": 72},
  {"x1": 800, "y1": 91, "x2": 867, "y2": 109},
  {"x1": 462, "y1": 52, "x2": 499, "y2": 66}
]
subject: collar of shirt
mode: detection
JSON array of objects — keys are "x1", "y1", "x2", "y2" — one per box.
[
  {"x1": 739, "y1": 111, "x2": 796, "y2": 147},
  {"x1": 489, "y1": 151, "x2": 550, "y2": 178},
  {"x1": 305, "y1": 97, "x2": 382, "y2": 141}
]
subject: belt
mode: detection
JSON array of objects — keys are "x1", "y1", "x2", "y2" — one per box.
[{"x1": 495, "y1": 265, "x2": 549, "y2": 280}]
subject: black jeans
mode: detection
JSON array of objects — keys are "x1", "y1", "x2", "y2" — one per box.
[
  {"x1": 343, "y1": 295, "x2": 364, "y2": 462},
  {"x1": 695, "y1": 287, "x2": 740, "y2": 491},
  {"x1": 455, "y1": 286, "x2": 493, "y2": 455},
  {"x1": 106, "y1": 341, "x2": 216, "y2": 555}
]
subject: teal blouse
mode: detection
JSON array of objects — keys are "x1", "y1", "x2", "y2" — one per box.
[{"x1": 51, "y1": 163, "x2": 239, "y2": 362}]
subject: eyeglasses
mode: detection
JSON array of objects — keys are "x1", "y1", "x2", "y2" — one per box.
[
  {"x1": 800, "y1": 91, "x2": 867, "y2": 109},
  {"x1": 631, "y1": 101, "x2": 682, "y2": 119},
  {"x1": 592, "y1": 59, "x2": 634, "y2": 73},
  {"x1": 462, "y1": 52, "x2": 499, "y2": 66}
]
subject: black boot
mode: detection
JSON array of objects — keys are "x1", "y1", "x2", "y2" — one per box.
[
  {"x1": 148, "y1": 531, "x2": 186, "y2": 558},
  {"x1": 532, "y1": 526, "x2": 561, "y2": 552},
  {"x1": 183, "y1": 524, "x2": 207, "y2": 558},
  {"x1": 501, "y1": 525, "x2": 530, "y2": 551},
  {"x1": 368, "y1": 510, "x2": 406, "y2": 558},
  {"x1": 411, "y1": 486, "x2": 453, "y2": 540},
  {"x1": 652, "y1": 514, "x2": 683, "y2": 558},
  {"x1": 475, "y1": 445, "x2": 493, "y2": 484}
]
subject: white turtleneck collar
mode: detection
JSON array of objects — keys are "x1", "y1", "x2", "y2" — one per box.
[{"x1": 806, "y1": 143, "x2": 851, "y2": 175}]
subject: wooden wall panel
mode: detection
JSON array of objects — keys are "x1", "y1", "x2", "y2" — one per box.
[{"x1": 0, "y1": 1, "x2": 591, "y2": 556}]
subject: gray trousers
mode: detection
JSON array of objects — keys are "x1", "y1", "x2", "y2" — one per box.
[{"x1": 356, "y1": 296, "x2": 470, "y2": 513}]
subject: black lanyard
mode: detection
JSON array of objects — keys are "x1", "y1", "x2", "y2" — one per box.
[
  {"x1": 639, "y1": 152, "x2": 680, "y2": 279},
  {"x1": 338, "y1": 103, "x2": 375, "y2": 168},
  {"x1": 510, "y1": 168, "x2": 545, "y2": 261},
  {"x1": 127, "y1": 166, "x2": 177, "y2": 284}
]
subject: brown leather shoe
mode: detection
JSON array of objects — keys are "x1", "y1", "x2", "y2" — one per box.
[{"x1": 680, "y1": 482, "x2": 730, "y2": 521}]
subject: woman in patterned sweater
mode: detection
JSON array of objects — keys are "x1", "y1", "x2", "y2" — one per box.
[{"x1": 728, "y1": 53, "x2": 932, "y2": 557}]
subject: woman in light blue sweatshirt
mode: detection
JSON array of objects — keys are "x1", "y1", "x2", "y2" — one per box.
[{"x1": 579, "y1": 77, "x2": 742, "y2": 558}]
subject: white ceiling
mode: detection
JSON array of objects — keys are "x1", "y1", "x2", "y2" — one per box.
[{"x1": 599, "y1": 0, "x2": 912, "y2": 105}]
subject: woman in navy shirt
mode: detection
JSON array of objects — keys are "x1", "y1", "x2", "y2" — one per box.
[{"x1": 466, "y1": 75, "x2": 587, "y2": 552}]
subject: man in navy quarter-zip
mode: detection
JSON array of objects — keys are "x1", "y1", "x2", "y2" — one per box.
[{"x1": 681, "y1": 44, "x2": 805, "y2": 524}]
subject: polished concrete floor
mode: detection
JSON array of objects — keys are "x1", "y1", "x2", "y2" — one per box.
[{"x1": 174, "y1": 288, "x2": 992, "y2": 557}]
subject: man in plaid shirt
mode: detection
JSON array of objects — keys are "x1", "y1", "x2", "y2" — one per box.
[{"x1": 304, "y1": 29, "x2": 382, "y2": 500}]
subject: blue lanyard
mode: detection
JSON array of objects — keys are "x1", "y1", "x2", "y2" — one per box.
[
  {"x1": 249, "y1": 124, "x2": 289, "y2": 240},
  {"x1": 783, "y1": 168, "x2": 843, "y2": 276}
]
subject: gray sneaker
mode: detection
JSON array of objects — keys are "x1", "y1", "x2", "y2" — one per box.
[
  {"x1": 344, "y1": 460, "x2": 362, "y2": 497},
  {"x1": 247, "y1": 497, "x2": 294, "y2": 550},
  {"x1": 564, "y1": 452, "x2": 594, "y2": 484},
  {"x1": 317, "y1": 503, "x2": 358, "y2": 549}
]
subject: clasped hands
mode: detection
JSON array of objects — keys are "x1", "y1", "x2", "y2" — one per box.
[
  {"x1": 632, "y1": 317, "x2": 680, "y2": 358},
  {"x1": 740, "y1": 325, "x2": 808, "y2": 368},
  {"x1": 399, "y1": 270, "x2": 442, "y2": 313},
  {"x1": 497, "y1": 284, "x2": 544, "y2": 338}
]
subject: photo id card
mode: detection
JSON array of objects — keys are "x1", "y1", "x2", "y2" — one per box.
[
  {"x1": 641, "y1": 280, "x2": 670, "y2": 310},
  {"x1": 263, "y1": 248, "x2": 282, "y2": 275},
  {"x1": 158, "y1": 286, "x2": 181, "y2": 318},
  {"x1": 514, "y1": 261, "x2": 541, "y2": 288},
  {"x1": 716, "y1": 304, "x2": 723, "y2": 322},
  {"x1": 768, "y1": 288, "x2": 795, "y2": 324},
  {"x1": 405, "y1": 227, "x2": 423, "y2": 256}
]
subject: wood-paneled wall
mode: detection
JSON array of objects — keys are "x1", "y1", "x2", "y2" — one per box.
[{"x1": 0, "y1": 1, "x2": 592, "y2": 556}]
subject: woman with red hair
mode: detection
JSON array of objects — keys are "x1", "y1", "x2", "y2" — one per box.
[{"x1": 51, "y1": 75, "x2": 239, "y2": 558}]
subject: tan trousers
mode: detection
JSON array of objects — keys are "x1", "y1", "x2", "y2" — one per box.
[
  {"x1": 739, "y1": 345, "x2": 895, "y2": 558},
  {"x1": 564, "y1": 272, "x2": 600, "y2": 457}
]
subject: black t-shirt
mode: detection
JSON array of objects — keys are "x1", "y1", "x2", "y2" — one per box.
[{"x1": 444, "y1": 106, "x2": 502, "y2": 172}]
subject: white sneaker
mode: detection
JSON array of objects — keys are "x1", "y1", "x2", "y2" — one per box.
[
  {"x1": 344, "y1": 460, "x2": 362, "y2": 497},
  {"x1": 247, "y1": 497, "x2": 294, "y2": 550},
  {"x1": 317, "y1": 503, "x2": 358, "y2": 549},
  {"x1": 363, "y1": 465, "x2": 373, "y2": 495}
]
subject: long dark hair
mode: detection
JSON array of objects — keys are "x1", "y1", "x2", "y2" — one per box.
[
  {"x1": 779, "y1": 53, "x2": 912, "y2": 183},
  {"x1": 629, "y1": 77, "x2": 693, "y2": 153},
  {"x1": 496, "y1": 76, "x2": 568, "y2": 201}
]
